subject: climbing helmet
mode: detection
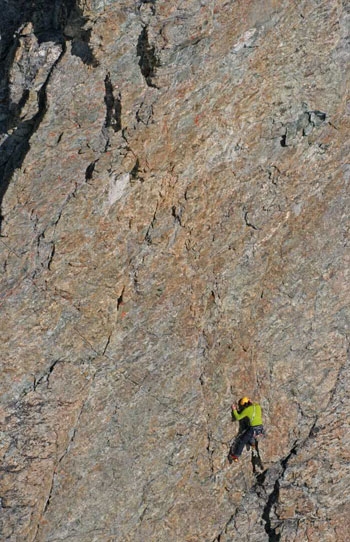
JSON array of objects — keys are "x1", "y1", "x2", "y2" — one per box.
[{"x1": 238, "y1": 396, "x2": 250, "y2": 407}]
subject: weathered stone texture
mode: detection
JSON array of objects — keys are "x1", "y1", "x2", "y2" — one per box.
[{"x1": 0, "y1": 0, "x2": 349, "y2": 540}]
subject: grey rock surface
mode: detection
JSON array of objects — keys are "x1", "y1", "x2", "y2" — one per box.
[{"x1": 0, "y1": 0, "x2": 349, "y2": 540}]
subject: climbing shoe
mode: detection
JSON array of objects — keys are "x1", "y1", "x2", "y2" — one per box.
[{"x1": 229, "y1": 454, "x2": 239, "y2": 463}]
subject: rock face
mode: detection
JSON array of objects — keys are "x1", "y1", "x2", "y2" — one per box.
[{"x1": 1, "y1": 0, "x2": 349, "y2": 540}]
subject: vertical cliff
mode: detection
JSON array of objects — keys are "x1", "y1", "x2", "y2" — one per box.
[{"x1": 1, "y1": 1, "x2": 349, "y2": 540}]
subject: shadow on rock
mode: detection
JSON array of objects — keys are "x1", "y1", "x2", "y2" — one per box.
[{"x1": 0, "y1": 0, "x2": 98, "y2": 232}]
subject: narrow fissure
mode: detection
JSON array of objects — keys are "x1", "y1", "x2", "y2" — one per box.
[
  {"x1": 35, "y1": 371, "x2": 96, "y2": 539},
  {"x1": 117, "y1": 287, "x2": 125, "y2": 310},
  {"x1": 258, "y1": 444, "x2": 298, "y2": 540},
  {"x1": 33, "y1": 359, "x2": 62, "y2": 391},
  {"x1": 85, "y1": 159, "x2": 98, "y2": 181},
  {"x1": 243, "y1": 209, "x2": 258, "y2": 230},
  {"x1": 144, "y1": 207, "x2": 158, "y2": 245},
  {"x1": 137, "y1": 26, "x2": 160, "y2": 88},
  {"x1": 104, "y1": 72, "x2": 122, "y2": 132},
  {"x1": 261, "y1": 478, "x2": 281, "y2": 541},
  {"x1": 172, "y1": 205, "x2": 183, "y2": 226}
]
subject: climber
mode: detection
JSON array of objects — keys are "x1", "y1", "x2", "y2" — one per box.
[{"x1": 228, "y1": 396, "x2": 264, "y2": 463}]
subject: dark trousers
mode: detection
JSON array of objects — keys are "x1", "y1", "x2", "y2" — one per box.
[{"x1": 230, "y1": 426, "x2": 264, "y2": 457}]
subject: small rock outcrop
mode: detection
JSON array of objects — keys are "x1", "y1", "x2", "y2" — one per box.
[{"x1": 1, "y1": 1, "x2": 349, "y2": 540}]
